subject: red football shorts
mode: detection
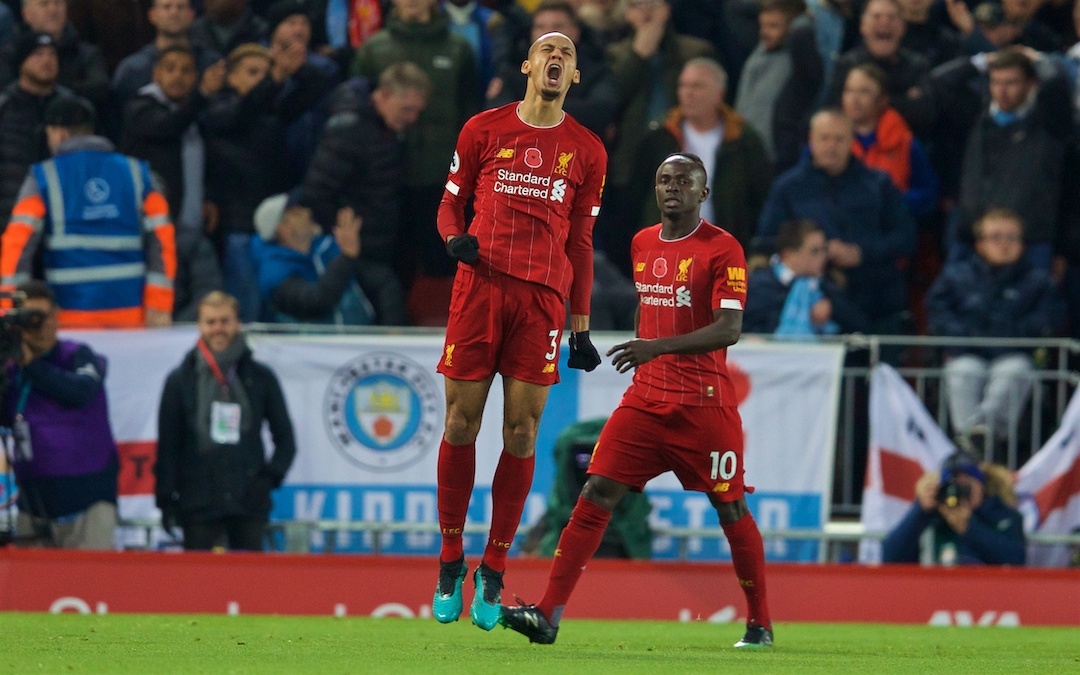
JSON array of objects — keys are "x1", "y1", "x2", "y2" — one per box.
[
  {"x1": 588, "y1": 392, "x2": 747, "y2": 501},
  {"x1": 437, "y1": 268, "x2": 565, "y2": 386}
]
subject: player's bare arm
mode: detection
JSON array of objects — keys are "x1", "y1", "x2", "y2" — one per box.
[{"x1": 608, "y1": 308, "x2": 743, "y2": 373}]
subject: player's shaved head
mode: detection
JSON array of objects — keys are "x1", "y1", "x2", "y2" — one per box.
[
  {"x1": 659, "y1": 152, "x2": 708, "y2": 183},
  {"x1": 529, "y1": 31, "x2": 575, "y2": 58}
]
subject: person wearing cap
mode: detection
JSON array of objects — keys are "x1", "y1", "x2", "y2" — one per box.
[
  {"x1": 0, "y1": 0, "x2": 109, "y2": 114},
  {"x1": 0, "y1": 32, "x2": 68, "y2": 228},
  {"x1": 0, "y1": 94, "x2": 177, "y2": 328},
  {"x1": 250, "y1": 192, "x2": 376, "y2": 325},
  {"x1": 155, "y1": 290, "x2": 296, "y2": 551},
  {"x1": 264, "y1": 0, "x2": 338, "y2": 180},
  {"x1": 882, "y1": 450, "x2": 1026, "y2": 565}
]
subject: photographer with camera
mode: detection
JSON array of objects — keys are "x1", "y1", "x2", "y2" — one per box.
[
  {"x1": 882, "y1": 450, "x2": 1025, "y2": 565},
  {"x1": 1, "y1": 281, "x2": 119, "y2": 549}
]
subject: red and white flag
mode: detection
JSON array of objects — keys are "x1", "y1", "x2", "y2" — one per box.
[
  {"x1": 1016, "y1": 387, "x2": 1080, "y2": 567},
  {"x1": 860, "y1": 364, "x2": 956, "y2": 563}
]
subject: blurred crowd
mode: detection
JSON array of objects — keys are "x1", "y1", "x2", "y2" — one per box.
[{"x1": 0, "y1": 0, "x2": 1078, "y2": 338}]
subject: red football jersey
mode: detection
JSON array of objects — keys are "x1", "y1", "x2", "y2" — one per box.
[
  {"x1": 627, "y1": 220, "x2": 748, "y2": 406},
  {"x1": 438, "y1": 103, "x2": 607, "y2": 309}
]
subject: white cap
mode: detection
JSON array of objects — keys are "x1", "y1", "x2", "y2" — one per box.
[{"x1": 254, "y1": 193, "x2": 290, "y2": 242}]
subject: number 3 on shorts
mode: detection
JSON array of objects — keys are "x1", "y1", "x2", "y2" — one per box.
[
  {"x1": 545, "y1": 329, "x2": 559, "y2": 361},
  {"x1": 710, "y1": 450, "x2": 737, "y2": 480}
]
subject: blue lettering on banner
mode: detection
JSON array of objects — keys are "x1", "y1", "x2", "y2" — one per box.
[{"x1": 271, "y1": 486, "x2": 821, "y2": 562}]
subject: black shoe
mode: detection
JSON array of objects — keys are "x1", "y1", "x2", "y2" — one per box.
[
  {"x1": 734, "y1": 624, "x2": 774, "y2": 648},
  {"x1": 499, "y1": 603, "x2": 558, "y2": 644}
]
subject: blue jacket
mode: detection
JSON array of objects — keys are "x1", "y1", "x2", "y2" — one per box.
[
  {"x1": 925, "y1": 255, "x2": 1064, "y2": 359},
  {"x1": 252, "y1": 234, "x2": 373, "y2": 325},
  {"x1": 744, "y1": 262, "x2": 869, "y2": 335},
  {"x1": 756, "y1": 156, "x2": 916, "y2": 321},
  {"x1": 882, "y1": 495, "x2": 1026, "y2": 565}
]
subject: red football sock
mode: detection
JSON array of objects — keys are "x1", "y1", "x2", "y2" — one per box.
[
  {"x1": 722, "y1": 513, "x2": 771, "y2": 629},
  {"x1": 538, "y1": 496, "x2": 611, "y2": 626},
  {"x1": 437, "y1": 439, "x2": 475, "y2": 563},
  {"x1": 482, "y1": 450, "x2": 535, "y2": 572}
]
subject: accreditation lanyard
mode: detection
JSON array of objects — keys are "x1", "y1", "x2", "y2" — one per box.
[
  {"x1": 196, "y1": 338, "x2": 236, "y2": 396},
  {"x1": 11, "y1": 377, "x2": 33, "y2": 461}
]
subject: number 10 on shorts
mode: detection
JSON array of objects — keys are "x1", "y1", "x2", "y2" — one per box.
[{"x1": 711, "y1": 450, "x2": 737, "y2": 480}]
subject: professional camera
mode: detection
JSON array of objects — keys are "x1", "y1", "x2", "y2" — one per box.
[
  {"x1": 936, "y1": 477, "x2": 971, "y2": 508},
  {"x1": 0, "y1": 290, "x2": 47, "y2": 364},
  {"x1": 935, "y1": 451, "x2": 982, "y2": 507}
]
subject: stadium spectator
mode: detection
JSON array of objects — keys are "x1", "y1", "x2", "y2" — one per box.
[
  {"x1": 1000, "y1": 0, "x2": 1065, "y2": 52},
  {"x1": 0, "y1": 4, "x2": 14, "y2": 50},
  {"x1": 627, "y1": 57, "x2": 770, "y2": 258},
  {"x1": 950, "y1": 49, "x2": 1073, "y2": 271},
  {"x1": 298, "y1": 60, "x2": 429, "y2": 301},
  {"x1": 431, "y1": 30, "x2": 606, "y2": 632},
  {"x1": 191, "y1": 0, "x2": 268, "y2": 56},
  {"x1": 943, "y1": 1, "x2": 1024, "y2": 56},
  {"x1": 486, "y1": 0, "x2": 618, "y2": 139},
  {"x1": 897, "y1": 0, "x2": 963, "y2": 66},
  {"x1": 111, "y1": 0, "x2": 224, "y2": 108},
  {"x1": 0, "y1": 0, "x2": 109, "y2": 115},
  {"x1": 744, "y1": 218, "x2": 868, "y2": 336},
  {"x1": 155, "y1": 291, "x2": 297, "y2": 551},
  {"x1": 882, "y1": 450, "x2": 1026, "y2": 565},
  {"x1": 757, "y1": 109, "x2": 916, "y2": 338},
  {"x1": 0, "y1": 95, "x2": 176, "y2": 329},
  {"x1": 841, "y1": 62, "x2": 938, "y2": 219},
  {"x1": 821, "y1": 0, "x2": 936, "y2": 138},
  {"x1": 251, "y1": 192, "x2": 380, "y2": 325},
  {"x1": 734, "y1": 0, "x2": 823, "y2": 174},
  {"x1": 351, "y1": 0, "x2": 480, "y2": 280},
  {"x1": 926, "y1": 208, "x2": 1064, "y2": 448},
  {"x1": 264, "y1": 0, "x2": 341, "y2": 180},
  {"x1": 520, "y1": 417, "x2": 652, "y2": 559},
  {"x1": 121, "y1": 46, "x2": 226, "y2": 236},
  {"x1": 202, "y1": 41, "x2": 330, "y2": 321},
  {"x1": 66, "y1": 0, "x2": 154, "y2": 72},
  {"x1": 500, "y1": 153, "x2": 773, "y2": 649},
  {"x1": 2, "y1": 280, "x2": 119, "y2": 549},
  {"x1": 575, "y1": 0, "x2": 627, "y2": 49},
  {"x1": 0, "y1": 33, "x2": 68, "y2": 229},
  {"x1": 599, "y1": 0, "x2": 713, "y2": 275},
  {"x1": 443, "y1": 0, "x2": 503, "y2": 91}
]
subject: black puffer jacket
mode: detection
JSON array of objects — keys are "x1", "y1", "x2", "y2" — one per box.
[
  {"x1": 0, "y1": 82, "x2": 69, "y2": 229},
  {"x1": 155, "y1": 344, "x2": 296, "y2": 522},
  {"x1": 299, "y1": 100, "x2": 404, "y2": 263}
]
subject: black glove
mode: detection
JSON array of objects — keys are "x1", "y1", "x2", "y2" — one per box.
[
  {"x1": 157, "y1": 496, "x2": 180, "y2": 540},
  {"x1": 446, "y1": 234, "x2": 480, "y2": 264},
  {"x1": 242, "y1": 473, "x2": 277, "y2": 514},
  {"x1": 567, "y1": 331, "x2": 601, "y2": 372}
]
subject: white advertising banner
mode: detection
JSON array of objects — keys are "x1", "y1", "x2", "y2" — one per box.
[{"x1": 11, "y1": 329, "x2": 843, "y2": 561}]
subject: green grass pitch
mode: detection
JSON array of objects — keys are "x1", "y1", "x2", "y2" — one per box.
[{"x1": 2, "y1": 613, "x2": 1077, "y2": 674}]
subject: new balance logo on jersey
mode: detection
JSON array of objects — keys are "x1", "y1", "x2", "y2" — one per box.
[
  {"x1": 676, "y1": 285, "x2": 691, "y2": 307},
  {"x1": 496, "y1": 148, "x2": 514, "y2": 159},
  {"x1": 635, "y1": 262, "x2": 645, "y2": 273},
  {"x1": 550, "y1": 178, "x2": 566, "y2": 203}
]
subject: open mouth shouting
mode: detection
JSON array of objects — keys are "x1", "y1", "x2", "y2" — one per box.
[{"x1": 545, "y1": 62, "x2": 562, "y2": 88}]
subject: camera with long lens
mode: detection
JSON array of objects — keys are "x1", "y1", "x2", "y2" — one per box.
[{"x1": 0, "y1": 290, "x2": 47, "y2": 364}]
